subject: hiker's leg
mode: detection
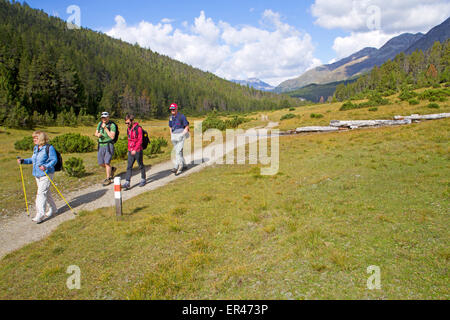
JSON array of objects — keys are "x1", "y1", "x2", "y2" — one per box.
[
  {"x1": 176, "y1": 135, "x2": 186, "y2": 168},
  {"x1": 35, "y1": 176, "x2": 51, "y2": 220},
  {"x1": 105, "y1": 164, "x2": 112, "y2": 179},
  {"x1": 125, "y1": 152, "x2": 136, "y2": 182},
  {"x1": 137, "y1": 151, "x2": 146, "y2": 180},
  {"x1": 46, "y1": 173, "x2": 57, "y2": 213},
  {"x1": 104, "y1": 144, "x2": 115, "y2": 178},
  {"x1": 171, "y1": 136, "x2": 179, "y2": 169}
]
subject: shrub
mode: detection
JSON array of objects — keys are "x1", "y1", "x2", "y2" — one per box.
[
  {"x1": 340, "y1": 101, "x2": 356, "y2": 111},
  {"x1": 280, "y1": 113, "x2": 296, "y2": 121},
  {"x1": 310, "y1": 113, "x2": 324, "y2": 119},
  {"x1": 14, "y1": 136, "x2": 35, "y2": 151},
  {"x1": 144, "y1": 137, "x2": 168, "y2": 158},
  {"x1": 399, "y1": 90, "x2": 418, "y2": 101},
  {"x1": 409, "y1": 99, "x2": 420, "y2": 105},
  {"x1": 64, "y1": 157, "x2": 86, "y2": 178},
  {"x1": 113, "y1": 136, "x2": 129, "y2": 160},
  {"x1": 202, "y1": 113, "x2": 248, "y2": 132},
  {"x1": 289, "y1": 107, "x2": 296, "y2": 111},
  {"x1": 427, "y1": 103, "x2": 440, "y2": 109},
  {"x1": 50, "y1": 133, "x2": 96, "y2": 153},
  {"x1": 368, "y1": 107, "x2": 378, "y2": 112}
]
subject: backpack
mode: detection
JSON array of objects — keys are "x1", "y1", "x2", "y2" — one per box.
[
  {"x1": 45, "y1": 145, "x2": 63, "y2": 172},
  {"x1": 99, "y1": 121, "x2": 119, "y2": 144},
  {"x1": 132, "y1": 125, "x2": 150, "y2": 150}
]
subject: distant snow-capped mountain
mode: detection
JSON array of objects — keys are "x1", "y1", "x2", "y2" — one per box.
[{"x1": 231, "y1": 78, "x2": 275, "y2": 91}]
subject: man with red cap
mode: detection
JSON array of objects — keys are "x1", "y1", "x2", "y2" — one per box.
[{"x1": 169, "y1": 103, "x2": 189, "y2": 175}]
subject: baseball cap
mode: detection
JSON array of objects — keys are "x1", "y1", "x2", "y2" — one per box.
[
  {"x1": 101, "y1": 112, "x2": 110, "y2": 118},
  {"x1": 169, "y1": 103, "x2": 178, "y2": 110}
]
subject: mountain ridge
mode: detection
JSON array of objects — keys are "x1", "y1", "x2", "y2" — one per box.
[{"x1": 275, "y1": 16, "x2": 450, "y2": 93}]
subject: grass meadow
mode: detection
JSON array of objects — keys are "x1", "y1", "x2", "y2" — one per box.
[{"x1": 0, "y1": 96, "x2": 448, "y2": 299}]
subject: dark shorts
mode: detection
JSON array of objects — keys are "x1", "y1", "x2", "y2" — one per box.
[{"x1": 98, "y1": 144, "x2": 114, "y2": 165}]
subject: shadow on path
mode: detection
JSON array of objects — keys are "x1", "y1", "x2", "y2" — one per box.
[{"x1": 49, "y1": 189, "x2": 109, "y2": 218}]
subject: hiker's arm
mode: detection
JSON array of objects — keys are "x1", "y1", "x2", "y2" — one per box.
[
  {"x1": 104, "y1": 125, "x2": 116, "y2": 140},
  {"x1": 95, "y1": 130, "x2": 101, "y2": 138},
  {"x1": 134, "y1": 126, "x2": 143, "y2": 152},
  {"x1": 183, "y1": 116, "x2": 190, "y2": 134}
]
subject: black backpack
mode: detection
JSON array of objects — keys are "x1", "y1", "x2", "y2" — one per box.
[
  {"x1": 45, "y1": 145, "x2": 63, "y2": 172},
  {"x1": 99, "y1": 121, "x2": 119, "y2": 144},
  {"x1": 132, "y1": 125, "x2": 150, "y2": 150}
]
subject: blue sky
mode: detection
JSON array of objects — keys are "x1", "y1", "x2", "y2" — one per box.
[{"x1": 18, "y1": 0, "x2": 450, "y2": 86}]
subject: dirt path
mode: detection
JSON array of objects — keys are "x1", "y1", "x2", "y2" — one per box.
[{"x1": 0, "y1": 123, "x2": 278, "y2": 259}]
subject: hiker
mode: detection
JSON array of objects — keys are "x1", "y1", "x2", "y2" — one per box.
[
  {"x1": 95, "y1": 112, "x2": 117, "y2": 186},
  {"x1": 122, "y1": 114, "x2": 146, "y2": 190},
  {"x1": 17, "y1": 131, "x2": 58, "y2": 224},
  {"x1": 169, "y1": 103, "x2": 189, "y2": 176}
]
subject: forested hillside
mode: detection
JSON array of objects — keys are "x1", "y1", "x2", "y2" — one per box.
[
  {"x1": 0, "y1": 0, "x2": 295, "y2": 127},
  {"x1": 334, "y1": 40, "x2": 450, "y2": 101}
]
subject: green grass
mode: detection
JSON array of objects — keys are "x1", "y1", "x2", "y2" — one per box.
[{"x1": 0, "y1": 113, "x2": 448, "y2": 299}]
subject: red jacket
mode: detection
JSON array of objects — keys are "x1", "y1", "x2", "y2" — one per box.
[{"x1": 127, "y1": 123, "x2": 143, "y2": 152}]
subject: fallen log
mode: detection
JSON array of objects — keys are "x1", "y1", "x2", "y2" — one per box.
[
  {"x1": 329, "y1": 119, "x2": 412, "y2": 129},
  {"x1": 296, "y1": 126, "x2": 340, "y2": 133},
  {"x1": 394, "y1": 113, "x2": 450, "y2": 121}
]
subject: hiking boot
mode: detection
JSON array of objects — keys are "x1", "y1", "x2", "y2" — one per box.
[
  {"x1": 111, "y1": 167, "x2": 117, "y2": 178},
  {"x1": 102, "y1": 178, "x2": 112, "y2": 187},
  {"x1": 32, "y1": 216, "x2": 44, "y2": 224},
  {"x1": 122, "y1": 181, "x2": 131, "y2": 190},
  {"x1": 175, "y1": 165, "x2": 183, "y2": 176},
  {"x1": 171, "y1": 168, "x2": 177, "y2": 174},
  {"x1": 139, "y1": 179, "x2": 146, "y2": 188}
]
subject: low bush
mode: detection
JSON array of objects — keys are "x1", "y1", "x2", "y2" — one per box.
[
  {"x1": 399, "y1": 90, "x2": 418, "y2": 101},
  {"x1": 340, "y1": 101, "x2": 356, "y2": 111},
  {"x1": 368, "y1": 107, "x2": 378, "y2": 112},
  {"x1": 144, "y1": 137, "x2": 168, "y2": 158},
  {"x1": 113, "y1": 137, "x2": 129, "y2": 160},
  {"x1": 310, "y1": 113, "x2": 324, "y2": 119},
  {"x1": 202, "y1": 113, "x2": 248, "y2": 132},
  {"x1": 51, "y1": 133, "x2": 96, "y2": 154},
  {"x1": 14, "y1": 136, "x2": 35, "y2": 151},
  {"x1": 280, "y1": 113, "x2": 296, "y2": 121},
  {"x1": 427, "y1": 103, "x2": 440, "y2": 109},
  {"x1": 64, "y1": 157, "x2": 86, "y2": 178},
  {"x1": 409, "y1": 99, "x2": 420, "y2": 105}
]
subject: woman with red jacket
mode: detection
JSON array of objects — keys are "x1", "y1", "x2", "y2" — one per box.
[{"x1": 123, "y1": 115, "x2": 146, "y2": 190}]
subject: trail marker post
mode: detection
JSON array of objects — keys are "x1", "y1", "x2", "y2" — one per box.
[{"x1": 114, "y1": 177, "x2": 122, "y2": 217}]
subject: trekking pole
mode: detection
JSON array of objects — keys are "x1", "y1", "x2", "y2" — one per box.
[
  {"x1": 43, "y1": 171, "x2": 77, "y2": 215},
  {"x1": 17, "y1": 157, "x2": 30, "y2": 217}
]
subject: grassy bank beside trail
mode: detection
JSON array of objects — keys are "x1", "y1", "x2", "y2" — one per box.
[
  {"x1": 269, "y1": 88, "x2": 450, "y2": 131},
  {"x1": 0, "y1": 116, "x2": 448, "y2": 299}
]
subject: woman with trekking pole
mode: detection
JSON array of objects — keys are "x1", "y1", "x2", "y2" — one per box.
[{"x1": 17, "y1": 131, "x2": 58, "y2": 224}]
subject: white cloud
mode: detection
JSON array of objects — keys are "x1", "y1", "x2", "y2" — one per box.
[
  {"x1": 311, "y1": 0, "x2": 450, "y2": 59},
  {"x1": 332, "y1": 30, "x2": 399, "y2": 59},
  {"x1": 311, "y1": 0, "x2": 450, "y2": 33},
  {"x1": 106, "y1": 10, "x2": 321, "y2": 86}
]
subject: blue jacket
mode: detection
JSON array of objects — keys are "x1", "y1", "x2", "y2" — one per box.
[{"x1": 23, "y1": 145, "x2": 57, "y2": 178}]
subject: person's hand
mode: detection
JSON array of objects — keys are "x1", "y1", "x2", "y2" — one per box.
[
  {"x1": 17, "y1": 158, "x2": 22, "y2": 165},
  {"x1": 131, "y1": 150, "x2": 136, "y2": 156},
  {"x1": 101, "y1": 123, "x2": 107, "y2": 129},
  {"x1": 39, "y1": 165, "x2": 46, "y2": 171}
]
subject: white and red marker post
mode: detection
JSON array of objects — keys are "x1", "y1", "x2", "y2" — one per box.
[{"x1": 114, "y1": 177, "x2": 122, "y2": 217}]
